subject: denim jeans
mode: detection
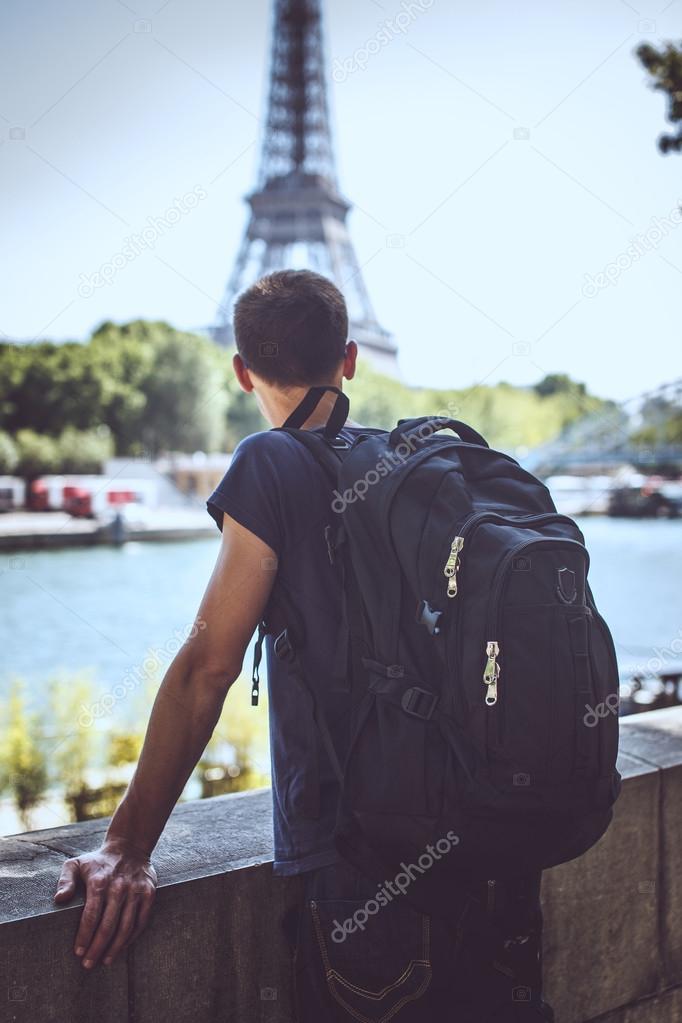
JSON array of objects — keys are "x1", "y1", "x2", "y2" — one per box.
[{"x1": 287, "y1": 858, "x2": 555, "y2": 1022}]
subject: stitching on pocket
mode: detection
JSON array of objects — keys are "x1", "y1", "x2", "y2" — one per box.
[
  {"x1": 311, "y1": 902, "x2": 432, "y2": 1023},
  {"x1": 330, "y1": 954, "x2": 429, "y2": 999}
]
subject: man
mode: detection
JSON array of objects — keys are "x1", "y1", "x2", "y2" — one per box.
[{"x1": 54, "y1": 270, "x2": 553, "y2": 1020}]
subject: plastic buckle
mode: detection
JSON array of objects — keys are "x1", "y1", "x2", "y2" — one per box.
[
  {"x1": 273, "y1": 628, "x2": 296, "y2": 663},
  {"x1": 401, "y1": 687, "x2": 438, "y2": 720},
  {"x1": 415, "y1": 599, "x2": 443, "y2": 636}
]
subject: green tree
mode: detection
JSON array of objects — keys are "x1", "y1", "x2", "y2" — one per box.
[
  {"x1": 198, "y1": 683, "x2": 270, "y2": 797},
  {"x1": 47, "y1": 675, "x2": 100, "y2": 822},
  {"x1": 0, "y1": 322, "x2": 235, "y2": 458},
  {"x1": 0, "y1": 431, "x2": 18, "y2": 474},
  {"x1": 344, "y1": 365, "x2": 613, "y2": 453},
  {"x1": 631, "y1": 395, "x2": 682, "y2": 445},
  {"x1": 0, "y1": 322, "x2": 619, "y2": 460},
  {"x1": 0, "y1": 341, "x2": 111, "y2": 436},
  {"x1": 137, "y1": 329, "x2": 228, "y2": 456},
  {"x1": 533, "y1": 373, "x2": 586, "y2": 399},
  {"x1": 637, "y1": 41, "x2": 682, "y2": 153},
  {"x1": 88, "y1": 320, "x2": 158, "y2": 455},
  {"x1": 56, "y1": 425, "x2": 114, "y2": 474},
  {"x1": 90, "y1": 320, "x2": 230, "y2": 456},
  {"x1": 15, "y1": 430, "x2": 59, "y2": 504},
  {"x1": 107, "y1": 730, "x2": 144, "y2": 767},
  {"x1": 13, "y1": 428, "x2": 113, "y2": 503},
  {"x1": 0, "y1": 680, "x2": 48, "y2": 830},
  {"x1": 345, "y1": 359, "x2": 424, "y2": 428},
  {"x1": 224, "y1": 367, "x2": 267, "y2": 448}
]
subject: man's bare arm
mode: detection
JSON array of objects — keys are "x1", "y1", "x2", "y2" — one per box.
[{"x1": 53, "y1": 513, "x2": 277, "y2": 968}]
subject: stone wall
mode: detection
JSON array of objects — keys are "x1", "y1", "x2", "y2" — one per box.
[{"x1": 1, "y1": 706, "x2": 681, "y2": 1022}]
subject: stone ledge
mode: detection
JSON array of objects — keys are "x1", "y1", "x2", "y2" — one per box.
[
  {"x1": 1, "y1": 786, "x2": 275, "y2": 926},
  {"x1": 1, "y1": 709, "x2": 681, "y2": 1022}
]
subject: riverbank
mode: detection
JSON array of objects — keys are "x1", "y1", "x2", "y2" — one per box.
[{"x1": 0, "y1": 510, "x2": 216, "y2": 552}]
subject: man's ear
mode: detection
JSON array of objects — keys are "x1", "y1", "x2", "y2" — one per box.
[
  {"x1": 233, "y1": 353, "x2": 254, "y2": 393},
  {"x1": 343, "y1": 340, "x2": 358, "y2": 382}
]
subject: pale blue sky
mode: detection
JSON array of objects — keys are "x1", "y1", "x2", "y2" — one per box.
[{"x1": 1, "y1": 0, "x2": 681, "y2": 401}]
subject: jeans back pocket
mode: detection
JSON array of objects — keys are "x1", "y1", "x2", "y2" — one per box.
[{"x1": 309, "y1": 896, "x2": 432, "y2": 1022}]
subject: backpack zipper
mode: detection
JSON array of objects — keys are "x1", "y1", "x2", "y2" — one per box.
[
  {"x1": 483, "y1": 641, "x2": 500, "y2": 705},
  {"x1": 442, "y1": 511, "x2": 581, "y2": 602},
  {"x1": 444, "y1": 536, "x2": 465, "y2": 597}
]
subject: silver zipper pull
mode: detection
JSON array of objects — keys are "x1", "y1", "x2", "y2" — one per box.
[
  {"x1": 444, "y1": 536, "x2": 464, "y2": 598},
  {"x1": 483, "y1": 641, "x2": 500, "y2": 705}
]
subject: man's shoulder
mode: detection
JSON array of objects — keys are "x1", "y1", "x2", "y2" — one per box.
[
  {"x1": 231, "y1": 429, "x2": 325, "y2": 485},
  {"x1": 233, "y1": 425, "x2": 382, "y2": 464},
  {"x1": 234, "y1": 428, "x2": 306, "y2": 463}
]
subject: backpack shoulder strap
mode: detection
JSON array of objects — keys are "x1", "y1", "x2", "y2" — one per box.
[{"x1": 274, "y1": 425, "x2": 344, "y2": 485}]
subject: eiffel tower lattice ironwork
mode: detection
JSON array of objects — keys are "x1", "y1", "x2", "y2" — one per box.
[{"x1": 213, "y1": 0, "x2": 399, "y2": 375}]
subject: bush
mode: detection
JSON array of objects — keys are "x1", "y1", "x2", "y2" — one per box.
[
  {"x1": 0, "y1": 431, "x2": 18, "y2": 474},
  {"x1": 0, "y1": 680, "x2": 48, "y2": 830},
  {"x1": 56, "y1": 425, "x2": 114, "y2": 474}
]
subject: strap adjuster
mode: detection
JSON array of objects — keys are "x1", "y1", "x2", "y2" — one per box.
[
  {"x1": 273, "y1": 628, "x2": 296, "y2": 663},
  {"x1": 401, "y1": 687, "x2": 438, "y2": 720}
]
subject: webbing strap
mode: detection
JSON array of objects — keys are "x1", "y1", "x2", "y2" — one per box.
[
  {"x1": 281, "y1": 386, "x2": 349, "y2": 439},
  {"x1": 570, "y1": 614, "x2": 594, "y2": 779}
]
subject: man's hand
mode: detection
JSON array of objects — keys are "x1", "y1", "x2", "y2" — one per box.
[{"x1": 54, "y1": 838, "x2": 157, "y2": 969}]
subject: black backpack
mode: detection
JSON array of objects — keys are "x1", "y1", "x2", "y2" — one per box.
[{"x1": 253, "y1": 386, "x2": 621, "y2": 907}]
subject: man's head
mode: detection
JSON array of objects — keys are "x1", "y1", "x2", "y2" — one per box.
[{"x1": 232, "y1": 270, "x2": 357, "y2": 426}]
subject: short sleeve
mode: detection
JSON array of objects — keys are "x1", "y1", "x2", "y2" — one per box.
[{"x1": 206, "y1": 432, "x2": 284, "y2": 555}]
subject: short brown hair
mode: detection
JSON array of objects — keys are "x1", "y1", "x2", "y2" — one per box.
[{"x1": 233, "y1": 270, "x2": 348, "y2": 386}]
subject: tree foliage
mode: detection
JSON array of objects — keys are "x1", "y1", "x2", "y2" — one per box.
[
  {"x1": 637, "y1": 41, "x2": 682, "y2": 154},
  {"x1": 632, "y1": 396, "x2": 682, "y2": 445},
  {"x1": 0, "y1": 322, "x2": 234, "y2": 459},
  {"x1": 0, "y1": 672, "x2": 270, "y2": 828},
  {"x1": 12, "y1": 427, "x2": 114, "y2": 491},
  {"x1": 0, "y1": 322, "x2": 617, "y2": 463},
  {"x1": 0, "y1": 431, "x2": 18, "y2": 474},
  {"x1": 0, "y1": 680, "x2": 48, "y2": 830},
  {"x1": 198, "y1": 684, "x2": 270, "y2": 797},
  {"x1": 14, "y1": 430, "x2": 60, "y2": 480},
  {"x1": 345, "y1": 363, "x2": 612, "y2": 454}
]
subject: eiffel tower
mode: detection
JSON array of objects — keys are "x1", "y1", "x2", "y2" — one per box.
[{"x1": 213, "y1": 0, "x2": 399, "y2": 376}]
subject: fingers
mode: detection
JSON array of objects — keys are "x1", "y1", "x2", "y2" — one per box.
[
  {"x1": 73, "y1": 876, "x2": 108, "y2": 958},
  {"x1": 54, "y1": 858, "x2": 80, "y2": 903},
  {"x1": 64, "y1": 853, "x2": 158, "y2": 968},
  {"x1": 81, "y1": 880, "x2": 126, "y2": 968},
  {"x1": 102, "y1": 895, "x2": 141, "y2": 966},
  {"x1": 122, "y1": 886, "x2": 156, "y2": 950}
]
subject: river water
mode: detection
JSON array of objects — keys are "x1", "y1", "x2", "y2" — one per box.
[{"x1": 2, "y1": 517, "x2": 681, "y2": 721}]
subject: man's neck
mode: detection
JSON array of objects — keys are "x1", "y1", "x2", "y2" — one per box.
[{"x1": 263, "y1": 384, "x2": 361, "y2": 430}]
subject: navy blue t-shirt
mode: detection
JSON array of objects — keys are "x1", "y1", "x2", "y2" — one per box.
[{"x1": 206, "y1": 424, "x2": 377, "y2": 876}]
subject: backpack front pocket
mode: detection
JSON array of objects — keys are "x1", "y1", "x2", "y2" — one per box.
[{"x1": 488, "y1": 602, "x2": 600, "y2": 789}]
